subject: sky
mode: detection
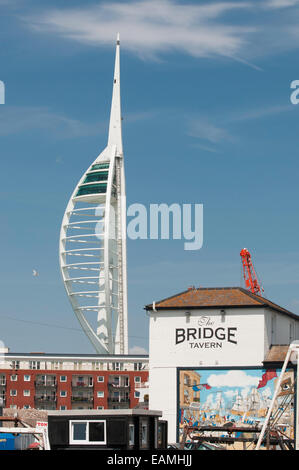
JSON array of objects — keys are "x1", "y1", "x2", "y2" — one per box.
[{"x1": 1, "y1": 0, "x2": 299, "y2": 354}]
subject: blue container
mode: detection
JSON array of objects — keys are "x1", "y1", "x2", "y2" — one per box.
[{"x1": 0, "y1": 433, "x2": 16, "y2": 450}]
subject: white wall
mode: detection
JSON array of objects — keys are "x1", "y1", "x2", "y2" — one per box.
[{"x1": 149, "y1": 307, "x2": 266, "y2": 442}]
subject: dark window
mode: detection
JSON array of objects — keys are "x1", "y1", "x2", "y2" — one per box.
[
  {"x1": 84, "y1": 171, "x2": 109, "y2": 183},
  {"x1": 76, "y1": 184, "x2": 107, "y2": 196},
  {"x1": 89, "y1": 422, "x2": 105, "y2": 442},
  {"x1": 91, "y1": 163, "x2": 110, "y2": 170},
  {"x1": 73, "y1": 422, "x2": 87, "y2": 441}
]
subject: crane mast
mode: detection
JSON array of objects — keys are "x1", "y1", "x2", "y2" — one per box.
[{"x1": 240, "y1": 248, "x2": 264, "y2": 296}]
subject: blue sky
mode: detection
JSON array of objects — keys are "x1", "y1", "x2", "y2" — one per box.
[{"x1": 1, "y1": 0, "x2": 299, "y2": 354}]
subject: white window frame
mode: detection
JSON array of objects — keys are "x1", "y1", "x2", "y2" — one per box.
[
  {"x1": 134, "y1": 376, "x2": 141, "y2": 383},
  {"x1": 60, "y1": 390, "x2": 67, "y2": 398},
  {"x1": 60, "y1": 375, "x2": 67, "y2": 383},
  {"x1": 24, "y1": 375, "x2": 31, "y2": 382},
  {"x1": 10, "y1": 390, "x2": 17, "y2": 397},
  {"x1": 69, "y1": 420, "x2": 106, "y2": 445},
  {"x1": 129, "y1": 424, "x2": 135, "y2": 446},
  {"x1": 141, "y1": 423, "x2": 148, "y2": 445},
  {"x1": 97, "y1": 391, "x2": 104, "y2": 398},
  {"x1": 10, "y1": 375, "x2": 17, "y2": 382},
  {"x1": 97, "y1": 376, "x2": 104, "y2": 383},
  {"x1": 23, "y1": 390, "x2": 30, "y2": 397}
]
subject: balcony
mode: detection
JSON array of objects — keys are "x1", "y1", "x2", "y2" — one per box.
[
  {"x1": 35, "y1": 375, "x2": 57, "y2": 387},
  {"x1": 134, "y1": 381, "x2": 148, "y2": 389},
  {"x1": 108, "y1": 375, "x2": 130, "y2": 388},
  {"x1": 108, "y1": 397, "x2": 130, "y2": 409},
  {"x1": 71, "y1": 395, "x2": 94, "y2": 403},
  {"x1": 35, "y1": 395, "x2": 56, "y2": 403},
  {"x1": 72, "y1": 376, "x2": 93, "y2": 388}
]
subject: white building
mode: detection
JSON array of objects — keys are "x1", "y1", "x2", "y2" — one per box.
[
  {"x1": 146, "y1": 287, "x2": 299, "y2": 443},
  {"x1": 59, "y1": 35, "x2": 128, "y2": 355}
]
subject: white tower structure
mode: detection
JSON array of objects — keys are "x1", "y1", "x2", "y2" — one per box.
[{"x1": 59, "y1": 34, "x2": 128, "y2": 355}]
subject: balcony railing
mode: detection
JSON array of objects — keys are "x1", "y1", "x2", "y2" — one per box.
[
  {"x1": 108, "y1": 382, "x2": 130, "y2": 388},
  {"x1": 72, "y1": 381, "x2": 93, "y2": 388},
  {"x1": 35, "y1": 380, "x2": 57, "y2": 387},
  {"x1": 134, "y1": 382, "x2": 148, "y2": 389},
  {"x1": 71, "y1": 396, "x2": 93, "y2": 403},
  {"x1": 108, "y1": 397, "x2": 130, "y2": 403},
  {"x1": 35, "y1": 396, "x2": 56, "y2": 402},
  {"x1": 108, "y1": 376, "x2": 130, "y2": 388}
]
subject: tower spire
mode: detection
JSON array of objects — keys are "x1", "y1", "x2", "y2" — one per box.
[{"x1": 108, "y1": 33, "x2": 123, "y2": 155}]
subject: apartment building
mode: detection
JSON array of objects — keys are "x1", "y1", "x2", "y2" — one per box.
[{"x1": 0, "y1": 351, "x2": 149, "y2": 411}]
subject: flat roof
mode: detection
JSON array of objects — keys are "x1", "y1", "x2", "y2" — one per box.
[
  {"x1": 48, "y1": 409, "x2": 162, "y2": 417},
  {"x1": 2, "y1": 352, "x2": 149, "y2": 359}
]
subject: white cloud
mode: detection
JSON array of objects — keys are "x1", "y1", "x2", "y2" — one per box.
[
  {"x1": 187, "y1": 119, "x2": 233, "y2": 144},
  {"x1": 263, "y1": 0, "x2": 299, "y2": 8},
  {"x1": 129, "y1": 345, "x2": 148, "y2": 354},
  {"x1": 0, "y1": 106, "x2": 102, "y2": 138},
  {"x1": 207, "y1": 370, "x2": 260, "y2": 388},
  {"x1": 21, "y1": 0, "x2": 299, "y2": 68},
  {"x1": 0, "y1": 106, "x2": 154, "y2": 138},
  {"x1": 25, "y1": 0, "x2": 255, "y2": 62}
]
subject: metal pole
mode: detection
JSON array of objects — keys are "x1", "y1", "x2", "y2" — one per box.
[{"x1": 256, "y1": 347, "x2": 292, "y2": 450}]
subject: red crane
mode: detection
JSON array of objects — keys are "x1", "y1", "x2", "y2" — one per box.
[{"x1": 240, "y1": 248, "x2": 264, "y2": 296}]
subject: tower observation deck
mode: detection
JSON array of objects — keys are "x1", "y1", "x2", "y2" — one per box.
[{"x1": 59, "y1": 35, "x2": 128, "y2": 355}]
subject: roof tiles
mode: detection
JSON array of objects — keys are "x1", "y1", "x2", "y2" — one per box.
[{"x1": 145, "y1": 287, "x2": 298, "y2": 320}]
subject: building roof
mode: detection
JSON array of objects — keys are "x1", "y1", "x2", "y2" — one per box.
[
  {"x1": 47, "y1": 409, "x2": 161, "y2": 417},
  {"x1": 263, "y1": 345, "x2": 290, "y2": 363},
  {"x1": 2, "y1": 352, "x2": 149, "y2": 360},
  {"x1": 145, "y1": 287, "x2": 299, "y2": 320}
]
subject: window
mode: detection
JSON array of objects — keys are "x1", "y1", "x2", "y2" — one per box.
[
  {"x1": 10, "y1": 375, "x2": 17, "y2": 382},
  {"x1": 29, "y1": 361, "x2": 40, "y2": 370},
  {"x1": 69, "y1": 420, "x2": 106, "y2": 445},
  {"x1": 97, "y1": 376, "x2": 104, "y2": 383},
  {"x1": 134, "y1": 391, "x2": 140, "y2": 399},
  {"x1": 11, "y1": 361, "x2": 20, "y2": 370},
  {"x1": 76, "y1": 183, "x2": 107, "y2": 197},
  {"x1": 10, "y1": 390, "x2": 17, "y2": 397},
  {"x1": 290, "y1": 322, "x2": 295, "y2": 342},
  {"x1": 141, "y1": 424, "x2": 148, "y2": 445},
  {"x1": 129, "y1": 424, "x2": 135, "y2": 446},
  {"x1": 91, "y1": 163, "x2": 109, "y2": 170},
  {"x1": 112, "y1": 362, "x2": 123, "y2": 371},
  {"x1": 23, "y1": 390, "x2": 30, "y2": 397},
  {"x1": 134, "y1": 376, "x2": 141, "y2": 384},
  {"x1": 97, "y1": 406, "x2": 104, "y2": 410},
  {"x1": 83, "y1": 171, "x2": 109, "y2": 183},
  {"x1": 24, "y1": 375, "x2": 31, "y2": 382},
  {"x1": 60, "y1": 376, "x2": 67, "y2": 382},
  {"x1": 134, "y1": 362, "x2": 143, "y2": 371},
  {"x1": 60, "y1": 391, "x2": 67, "y2": 398},
  {"x1": 97, "y1": 391, "x2": 104, "y2": 398},
  {"x1": 23, "y1": 405, "x2": 30, "y2": 409},
  {"x1": 60, "y1": 405, "x2": 67, "y2": 410},
  {"x1": 52, "y1": 362, "x2": 62, "y2": 370}
]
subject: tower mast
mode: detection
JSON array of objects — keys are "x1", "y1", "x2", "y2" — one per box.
[{"x1": 59, "y1": 34, "x2": 128, "y2": 355}]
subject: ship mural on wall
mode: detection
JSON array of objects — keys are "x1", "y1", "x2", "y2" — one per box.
[{"x1": 179, "y1": 368, "x2": 294, "y2": 441}]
